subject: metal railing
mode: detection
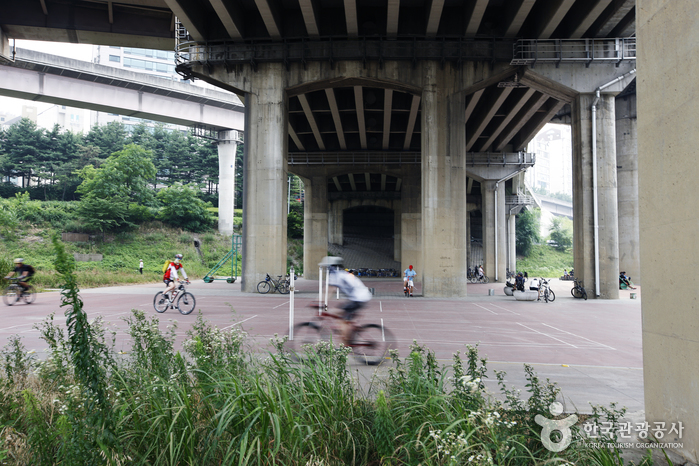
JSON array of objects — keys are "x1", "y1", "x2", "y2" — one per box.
[
  {"x1": 505, "y1": 195, "x2": 535, "y2": 205},
  {"x1": 511, "y1": 38, "x2": 636, "y2": 66},
  {"x1": 289, "y1": 152, "x2": 421, "y2": 166},
  {"x1": 467, "y1": 152, "x2": 535, "y2": 166}
]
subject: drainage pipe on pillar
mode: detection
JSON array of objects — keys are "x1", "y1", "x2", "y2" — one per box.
[
  {"x1": 590, "y1": 69, "x2": 636, "y2": 298},
  {"x1": 494, "y1": 166, "x2": 527, "y2": 282}
]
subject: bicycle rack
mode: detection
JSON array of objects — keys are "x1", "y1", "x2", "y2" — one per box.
[{"x1": 203, "y1": 234, "x2": 242, "y2": 283}]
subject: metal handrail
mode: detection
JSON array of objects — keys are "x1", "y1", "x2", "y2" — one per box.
[
  {"x1": 511, "y1": 38, "x2": 636, "y2": 66},
  {"x1": 288, "y1": 152, "x2": 421, "y2": 165}
]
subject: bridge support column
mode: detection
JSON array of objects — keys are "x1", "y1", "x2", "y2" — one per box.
[
  {"x1": 328, "y1": 200, "x2": 344, "y2": 246},
  {"x1": 401, "y1": 166, "x2": 421, "y2": 278},
  {"x1": 303, "y1": 176, "x2": 328, "y2": 280},
  {"x1": 572, "y1": 93, "x2": 619, "y2": 299},
  {"x1": 616, "y1": 93, "x2": 640, "y2": 284},
  {"x1": 217, "y1": 131, "x2": 238, "y2": 235},
  {"x1": 421, "y1": 64, "x2": 467, "y2": 297},
  {"x1": 639, "y1": 1, "x2": 699, "y2": 460},
  {"x1": 241, "y1": 64, "x2": 288, "y2": 292},
  {"x1": 482, "y1": 181, "x2": 507, "y2": 281}
]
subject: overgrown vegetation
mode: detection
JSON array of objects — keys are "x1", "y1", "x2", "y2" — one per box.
[
  {"x1": 0, "y1": 305, "x2": 638, "y2": 464},
  {"x1": 516, "y1": 244, "x2": 574, "y2": 278},
  {"x1": 515, "y1": 208, "x2": 541, "y2": 257}
]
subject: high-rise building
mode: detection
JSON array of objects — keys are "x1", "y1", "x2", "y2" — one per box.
[{"x1": 525, "y1": 123, "x2": 572, "y2": 196}]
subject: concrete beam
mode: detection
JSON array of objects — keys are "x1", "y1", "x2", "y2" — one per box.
[
  {"x1": 425, "y1": 0, "x2": 446, "y2": 37},
  {"x1": 354, "y1": 86, "x2": 367, "y2": 149},
  {"x1": 298, "y1": 93, "x2": 326, "y2": 150},
  {"x1": 255, "y1": 0, "x2": 284, "y2": 39},
  {"x1": 465, "y1": 0, "x2": 489, "y2": 36},
  {"x1": 299, "y1": 0, "x2": 321, "y2": 37},
  {"x1": 382, "y1": 89, "x2": 393, "y2": 149},
  {"x1": 503, "y1": 0, "x2": 536, "y2": 38},
  {"x1": 387, "y1": 0, "x2": 401, "y2": 37},
  {"x1": 0, "y1": 64, "x2": 244, "y2": 131},
  {"x1": 325, "y1": 88, "x2": 347, "y2": 149},
  {"x1": 536, "y1": 0, "x2": 575, "y2": 39},
  {"x1": 343, "y1": 0, "x2": 359, "y2": 37},
  {"x1": 210, "y1": 0, "x2": 245, "y2": 40},
  {"x1": 404, "y1": 94, "x2": 420, "y2": 150}
]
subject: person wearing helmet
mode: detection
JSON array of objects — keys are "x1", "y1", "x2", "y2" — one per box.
[
  {"x1": 320, "y1": 256, "x2": 372, "y2": 345},
  {"x1": 403, "y1": 264, "x2": 416, "y2": 297},
  {"x1": 163, "y1": 254, "x2": 189, "y2": 300},
  {"x1": 4, "y1": 258, "x2": 35, "y2": 294}
]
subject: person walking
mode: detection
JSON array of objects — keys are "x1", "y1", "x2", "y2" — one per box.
[
  {"x1": 404, "y1": 265, "x2": 416, "y2": 297},
  {"x1": 139, "y1": 259, "x2": 144, "y2": 275}
]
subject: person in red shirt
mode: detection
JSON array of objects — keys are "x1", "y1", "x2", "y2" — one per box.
[{"x1": 163, "y1": 254, "x2": 189, "y2": 301}]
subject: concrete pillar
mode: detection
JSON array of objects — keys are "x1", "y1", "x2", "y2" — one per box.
[
  {"x1": 401, "y1": 167, "x2": 421, "y2": 277},
  {"x1": 217, "y1": 131, "x2": 238, "y2": 235},
  {"x1": 571, "y1": 93, "x2": 619, "y2": 299},
  {"x1": 241, "y1": 64, "x2": 288, "y2": 292},
  {"x1": 616, "y1": 93, "x2": 640, "y2": 284},
  {"x1": 638, "y1": 1, "x2": 699, "y2": 460},
  {"x1": 303, "y1": 176, "x2": 328, "y2": 280},
  {"x1": 328, "y1": 200, "x2": 344, "y2": 245},
  {"x1": 394, "y1": 200, "x2": 402, "y2": 261},
  {"x1": 421, "y1": 63, "x2": 467, "y2": 296},
  {"x1": 482, "y1": 181, "x2": 506, "y2": 281}
]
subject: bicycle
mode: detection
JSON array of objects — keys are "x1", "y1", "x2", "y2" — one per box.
[
  {"x1": 539, "y1": 278, "x2": 555, "y2": 303},
  {"x1": 153, "y1": 280, "x2": 196, "y2": 315},
  {"x1": 471, "y1": 274, "x2": 489, "y2": 284},
  {"x1": 290, "y1": 304, "x2": 394, "y2": 365},
  {"x1": 571, "y1": 278, "x2": 588, "y2": 300},
  {"x1": 2, "y1": 278, "x2": 36, "y2": 306},
  {"x1": 257, "y1": 273, "x2": 290, "y2": 294}
]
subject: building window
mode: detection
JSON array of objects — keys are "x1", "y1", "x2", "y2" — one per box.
[{"x1": 109, "y1": 55, "x2": 121, "y2": 63}]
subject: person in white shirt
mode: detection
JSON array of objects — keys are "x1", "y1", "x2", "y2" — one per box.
[
  {"x1": 320, "y1": 256, "x2": 372, "y2": 344},
  {"x1": 403, "y1": 265, "x2": 416, "y2": 297}
]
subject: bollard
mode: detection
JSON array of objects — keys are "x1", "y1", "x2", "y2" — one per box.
[
  {"x1": 488, "y1": 289, "x2": 495, "y2": 296},
  {"x1": 630, "y1": 292, "x2": 637, "y2": 299}
]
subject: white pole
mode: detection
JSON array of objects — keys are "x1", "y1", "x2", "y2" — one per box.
[
  {"x1": 324, "y1": 267, "x2": 330, "y2": 309},
  {"x1": 318, "y1": 266, "x2": 323, "y2": 315},
  {"x1": 288, "y1": 266, "x2": 295, "y2": 340},
  {"x1": 287, "y1": 176, "x2": 291, "y2": 214}
]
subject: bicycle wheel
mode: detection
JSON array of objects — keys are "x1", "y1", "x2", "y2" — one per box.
[
  {"x1": 581, "y1": 288, "x2": 587, "y2": 300},
  {"x1": 483, "y1": 276, "x2": 490, "y2": 284},
  {"x1": 571, "y1": 287, "x2": 580, "y2": 298},
  {"x1": 291, "y1": 322, "x2": 327, "y2": 354},
  {"x1": 278, "y1": 282, "x2": 290, "y2": 294},
  {"x1": 469, "y1": 277, "x2": 477, "y2": 284},
  {"x1": 153, "y1": 292, "x2": 169, "y2": 313},
  {"x1": 547, "y1": 289, "x2": 555, "y2": 302},
  {"x1": 352, "y1": 324, "x2": 392, "y2": 366},
  {"x1": 177, "y1": 292, "x2": 196, "y2": 315},
  {"x1": 21, "y1": 287, "x2": 36, "y2": 304},
  {"x1": 2, "y1": 286, "x2": 19, "y2": 306},
  {"x1": 257, "y1": 280, "x2": 271, "y2": 294}
]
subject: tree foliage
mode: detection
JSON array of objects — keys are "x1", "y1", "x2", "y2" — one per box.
[
  {"x1": 157, "y1": 184, "x2": 215, "y2": 232},
  {"x1": 548, "y1": 216, "x2": 573, "y2": 252},
  {"x1": 516, "y1": 208, "x2": 541, "y2": 257}
]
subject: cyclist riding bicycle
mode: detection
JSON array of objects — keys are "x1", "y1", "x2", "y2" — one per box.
[
  {"x1": 404, "y1": 264, "x2": 416, "y2": 297},
  {"x1": 163, "y1": 254, "x2": 189, "y2": 301},
  {"x1": 321, "y1": 256, "x2": 372, "y2": 345},
  {"x1": 4, "y1": 258, "x2": 35, "y2": 294}
]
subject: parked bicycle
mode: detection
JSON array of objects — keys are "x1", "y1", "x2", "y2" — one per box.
[
  {"x1": 506, "y1": 268, "x2": 516, "y2": 279},
  {"x1": 470, "y1": 274, "x2": 490, "y2": 284},
  {"x1": 571, "y1": 278, "x2": 588, "y2": 300},
  {"x1": 290, "y1": 304, "x2": 394, "y2": 365},
  {"x1": 539, "y1": 278, "x2": 555, "y2": 303},
  {"x1": 2, "y1": 278, "x2": 36, "y2": 306},
  {"x1": 153, "y1": 280, "x2": 196, "y2": 315},
  {"x1": 257, "y1": 273, "x2": 290, "y2": 294}
]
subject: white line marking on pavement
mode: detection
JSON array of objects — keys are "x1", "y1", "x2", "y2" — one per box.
[
  {"x1": 473, "y1": 303, "x2": 498, "y2": 315},
  {"x1": 541, "y1": 323, "x2": 616, "y2": 350},
  {"x1": 222, "y1": 315, "x2": 258, "y2": 330},
  {"x1": 273, "y1": 302, "x2": 288, "y2": 309},
  {"x1": 488, "y1": 303, "x2": 520, "y2": 315},
  {"x1": 516, "y1": 322, "x2": 578, "y2": 348}
]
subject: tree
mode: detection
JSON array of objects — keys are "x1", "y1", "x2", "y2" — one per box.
[
  {"x1": 84, "y1": 121, "x2": 128, "y2": 159},
  {"x1": 76, "y1": 143, "x2": 157, "y2": 206},
  {"x1": 549, "y1": 217, "x2": 573, "y2": 252},
  {"x1": 77, "y1": 195, "x2": 131, "y2": 236},
  {"x1": 516, "y1": 208, "x2": 541, "y2": 256},
  {"x1": 0, "y1": 118, "x2": 44, "y2": 187},
  {"x1": 157, "y1": 184, "x2": 214, "y2": 232}
]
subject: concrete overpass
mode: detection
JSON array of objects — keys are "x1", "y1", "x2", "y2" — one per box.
[{"x1": 4, "y1": 3, "x2": 698, "y2": 459}]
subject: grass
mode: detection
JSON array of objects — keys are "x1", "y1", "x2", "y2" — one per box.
[
  {"x1": 516, "y1": 244, "x2": 574, "y2": 279},
  {"x1": 1, "y1": 221, "x2": 236, "y2": 290}
]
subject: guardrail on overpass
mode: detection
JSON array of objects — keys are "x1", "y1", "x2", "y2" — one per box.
[{"x1": 511, "y1": 38, "x2": 636, "y2": 66}]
